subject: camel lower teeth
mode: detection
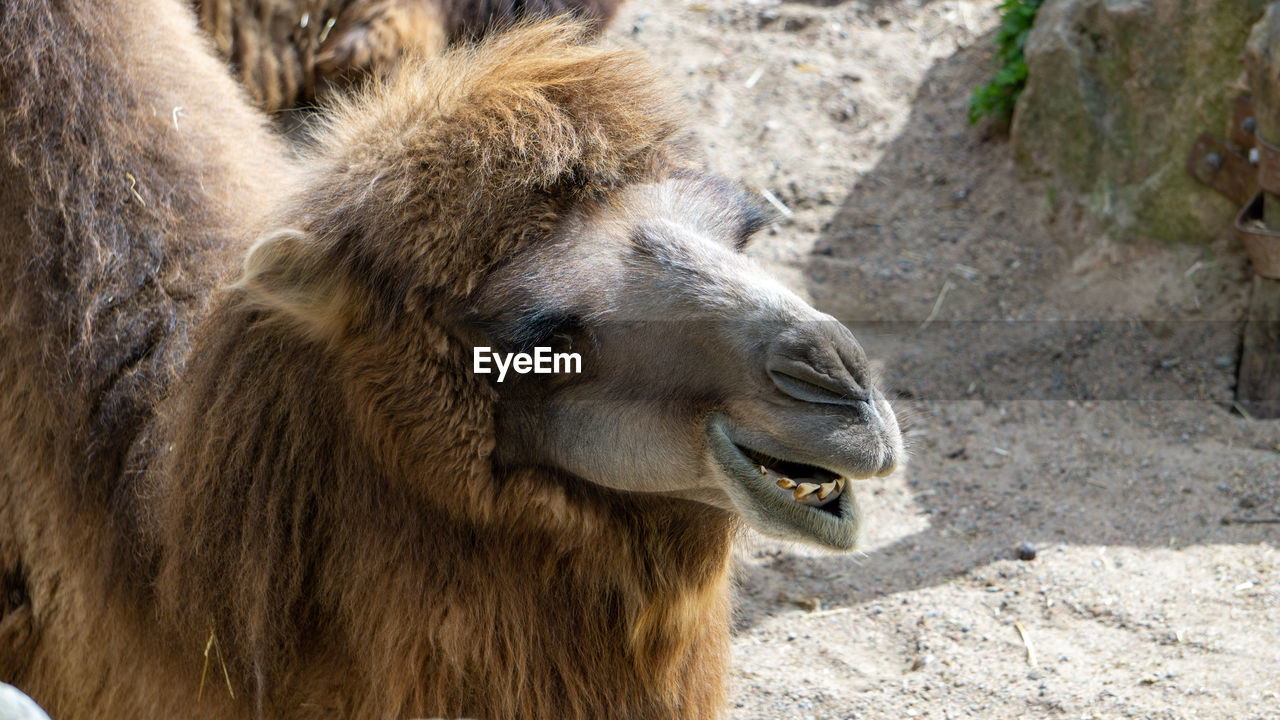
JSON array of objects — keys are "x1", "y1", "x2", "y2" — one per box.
[
  {"x1": 793, "y1": 482, "x2": 820, "y2": 499},
  {"x1": 759, "y1": 465, "x2": 844, "y2": 506},
  {"x1": 789, "y1": 479, "x2": 841, "y2": 506}
]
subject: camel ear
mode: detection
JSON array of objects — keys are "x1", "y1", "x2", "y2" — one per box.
[
  {"x1": 664, "y1": 174, "x2": 776, "y2": 250},
  {"x1": 727, "y1": 186, "x2": 774, "y2": 250},
  {"x1": 235, "y1": 229, "x2": 355, "y2": 341}
]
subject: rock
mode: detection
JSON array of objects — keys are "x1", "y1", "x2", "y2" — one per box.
[
  {"x1": 1238, "y1": 492, "x2": 1265, "y2": 509},
  {"x1": 1011, "y1": 0, "x2": 1269, "y2": 244},
  {"x1": 1016, "y1": 541, "x2": 1038, "y2": 561},
  {"x1": 910, "y1": 653, "x2": 936, "y2": 671}
]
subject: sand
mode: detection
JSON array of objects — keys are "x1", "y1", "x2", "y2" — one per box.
[{"x1": 609, "y1": 1, "x2": 1280, "y2": 717}]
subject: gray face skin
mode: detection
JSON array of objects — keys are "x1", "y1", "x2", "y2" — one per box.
[{"x1": 474, "y1": 175, "x2": 903, "y2": 550}]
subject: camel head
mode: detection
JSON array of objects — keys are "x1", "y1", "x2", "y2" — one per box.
[
  {"x1": 474, "y1": 174, "x2": 902, "y2": 549},
  {"x1": 236, "y1": 23, "x2": 901, "y2": 551}
]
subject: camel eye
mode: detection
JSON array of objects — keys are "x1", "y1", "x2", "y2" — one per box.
[
  {"x1": 513, "y1": 311, "x2": 584, "y2": 355},
  {"x1": 471, "y1": 305, "x2": 584, "y2": 357},
  {"x1": 547, "y1": 318, "x2": 584, "y2": 354}
]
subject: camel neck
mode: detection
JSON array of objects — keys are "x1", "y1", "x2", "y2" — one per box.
[{"x1": 305, "y1": 472, "x2": 740, "y2": 719}]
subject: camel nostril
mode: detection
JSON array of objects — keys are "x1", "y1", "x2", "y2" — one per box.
[
  {"x1": 766, "y1": 323, "x2": 876, "y2": 406},
  {"x1": 766, "y1": 356, "x2": 870, "y2": 406}
]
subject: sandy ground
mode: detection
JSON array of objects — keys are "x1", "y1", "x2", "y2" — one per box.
[{"x1": 608, "y1": 1, "x2": 1280, "y2": 717}]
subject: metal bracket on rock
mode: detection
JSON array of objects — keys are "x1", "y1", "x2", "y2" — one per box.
[
  {"x1": 1186, "y1": 95, "x2": 1280, "y2": 277},
  {"x1": 1186, "y1": 94, "x2": 1259, "y2": 206},
  {"x1": 1229, "y1": 94, "x2": 1259, "y2": 149},
  {"x1": 1187, "y1": 132, "x2": 1258, "y2": 206}
]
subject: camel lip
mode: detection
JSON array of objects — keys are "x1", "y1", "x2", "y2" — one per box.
[
  {"x1": 705, "y1": 413, "x2": 862, "y2": 550},
  {"x1": 734, "y1": 443, "x2": 843, "y2": 491}
]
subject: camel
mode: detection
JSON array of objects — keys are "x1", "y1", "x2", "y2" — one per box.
[
  {"x1": 0, "y1": 0, "x2": 902, "y2": 717},
  {"x1": 194, "y1": 0, "x2": 621, "y2": 112}
]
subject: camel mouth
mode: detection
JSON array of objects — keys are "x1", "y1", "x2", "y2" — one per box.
[
  {"x1": 705, "y1": 413, "x2": 862, "y2": 550},
  {"x1": 736, "y1": 445, "x2": 847, "y2": 513}
]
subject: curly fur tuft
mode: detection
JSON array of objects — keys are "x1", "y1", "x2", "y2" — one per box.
[{"x1": 196, "y1": 0, "x2": 624, "y2": 113}]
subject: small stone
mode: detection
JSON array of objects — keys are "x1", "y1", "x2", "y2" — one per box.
[
  {"x1": 1214, "y1": 355, "x2": 1234, "y2": 369},
  {"x1": 1238, "y1": 493, "x2": 1264, "y2": 510},
  {"x1": 781, "y1": 16, "x2": 812, "y2": 32},
  {"x1": 910, "y1": 654, "x2": 935, "y2": 671},
  {"x1": 1016, "y1": 541, "x2": 1038, "y2": 561}
]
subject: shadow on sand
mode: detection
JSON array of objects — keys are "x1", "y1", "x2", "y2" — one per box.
[{"x1": 733, "y1": 34, "x2": 1279, "y2": 629}]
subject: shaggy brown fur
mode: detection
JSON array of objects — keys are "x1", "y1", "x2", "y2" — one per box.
[
  {"x1": 2, "y1": 1, "x2": 733, "y2": 717},
  {"x1": 0, "y1": 0, "x2": 292, "y2": 715},
  {"x1": 195, "y1": 0, "x2": 621, "y2": 112}
]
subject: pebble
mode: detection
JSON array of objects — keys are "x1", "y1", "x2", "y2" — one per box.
[
  {"x1": 1238, "y1": 493, "x2": 1264, "y2": 510},
  {"x1": 1016, "y1": 541, "x2": 1038, "y2": 561},
  {"x1": 910, "y1": 654, "x2": 935, "y2": 671}
]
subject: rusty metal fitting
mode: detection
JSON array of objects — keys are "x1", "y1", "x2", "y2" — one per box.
[
  {"x1": 1255, "y1": 131, "x2": 1280, "y2": 197},
  {"x1": 1234, "y1": 191, "x2": 1280, "y2": 279}
]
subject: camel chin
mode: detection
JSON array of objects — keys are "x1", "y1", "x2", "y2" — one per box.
[{"x1": 706, "y1": 411, "x2": 881, "y2": 550}]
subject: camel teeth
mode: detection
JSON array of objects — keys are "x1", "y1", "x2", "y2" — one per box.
[
  {"x1": 760, "y1": 465, "x2": 768, "y2": 475},
  {"x1": 817, "y1": 481, "x2": 835, "y2": 500},
  {"x1": 836, "y1": 477, "x2": 846, "y2": 492},
  {"x1": 776, "y1": 477, "x2": 797, "y2": 490},
  {"x1": 794, "y1": 482, "x2": 820, "y2": 500}
]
